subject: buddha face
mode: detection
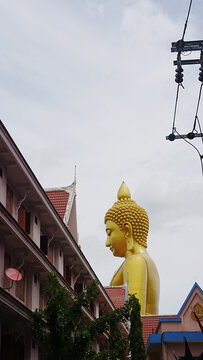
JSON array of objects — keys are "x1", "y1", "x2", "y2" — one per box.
[{"x1": 105, "y1": 220, "x2": 127, "y2": 257}]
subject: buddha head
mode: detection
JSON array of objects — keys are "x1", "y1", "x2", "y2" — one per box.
[{"x1": 105, "y1": 182, "x2": 149, "y2": 257}]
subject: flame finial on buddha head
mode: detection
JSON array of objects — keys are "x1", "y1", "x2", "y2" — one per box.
[{"x1": 117, "y1": 181, "x2": 131, "y2": 200}]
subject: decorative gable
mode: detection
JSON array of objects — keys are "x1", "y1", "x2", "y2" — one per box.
[
  {"x1": 177, "y1": 282, "x2": 203, "y2": 332},
  {"x1": 45, "y1": 182, "x2": 78, "y2": 242}
]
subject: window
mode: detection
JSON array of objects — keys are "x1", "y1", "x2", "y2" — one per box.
[
  {"x1": 74, "y1": 282, "x2": 83, "y2": 294},
  {"x1": 0, "y1": 168, "x2": 2, "y2": 177},
  {"x1": 18, "y1": 206, "x2": 26, "y2": 229},
  {"x1": 18, "y1": 206, "x2": 30, "y2": 234},
  {"x1": 90, "y1": 301, "x2": 94, "y2": 314},
  {"x1": 64, "y1": 264, "x2": 71, "y2": 285},
  {"x1": 6, "y1": 185, "x2": 13, "y2": 215},
  {"x1": 4, "y1": 252, "x2": 11, "y2": 289},
  {"x1": 15, "y1": 269, "x2": 25, "y2": 302},
  {"x1": 40, "y1": 235, "x2": 48, "y2": 255},
  {"x1": 34, "y1": 274, "x2": 37, "y2": 284},
  {"x1": 47, "y1": 244, "x2": 53, "y2": 263},
  {"x1": 35, "y1": 216, "x2": 38, "y2": 224},
  {"x1": 25, "y1": 212, "x2": 30, "y2": 234},
  {"x1": 39, "y1": 285, "x2": 44, "y2": 310}
]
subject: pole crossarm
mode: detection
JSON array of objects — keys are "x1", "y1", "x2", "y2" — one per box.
[
  {"x1": 173, "y1": 59, "x2": 200, "y2": 66},
  {"x1": 171, "y1": 40, "x2": 203, "y2": 53}
]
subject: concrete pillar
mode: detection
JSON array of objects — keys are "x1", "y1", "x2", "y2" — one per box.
[
  {"x1": 0, "y1": 164, "x2": 7, "y2": 207},
  {"x1": 94, "y1": 300, "x2": 99, "y2": 319},
  {"x1": 32, "y1": 213, "x2": 40, "y2": 247},
  {"x1": 92, "y1": 339, "x2": 100, "y2": 353},
  {"x1": 71, "y1": 270, "x2": 74, "y2": 288},
  {"x1": 26, "y1": 271, "x2": 40, "y2": 311},
  {"x1": 0, "y1": 321, "x2": 2, "y2": 356},
  {"x1": 0, "y1": 239, "x2": 5, "y2": 287},
  {"x1": 58, "y1": 248, "x2": 64, "y2": 276},
  {"x1": 53, "y1": 244, "x2": 58, "y2": 269},
  {"x1": 26, "y1": 270, "x2": 33, "y2": 310},
  {"x1": 24, "y1": 332, "x2": 39, "y2": 360},
  {"x1": 32, "y1": 273, "x2": 40, "y2": 311}
]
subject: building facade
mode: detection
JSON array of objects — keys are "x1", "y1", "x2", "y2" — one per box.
[{"x1": 0, "y1": 121, "x2": 126, "y2": 359}]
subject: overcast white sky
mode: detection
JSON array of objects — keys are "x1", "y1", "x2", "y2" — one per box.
[{"x1": 0, "y1": 0, "x2": 203, "y2": 314}]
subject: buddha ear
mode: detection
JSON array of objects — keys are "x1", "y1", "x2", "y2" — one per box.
[{"x1": 122, "y1": 222, "x2": 134, "y2": 251}]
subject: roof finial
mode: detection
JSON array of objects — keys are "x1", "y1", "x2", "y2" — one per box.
[{"x1": 74, "y1": 165, "x2": 77, "y2": 185}]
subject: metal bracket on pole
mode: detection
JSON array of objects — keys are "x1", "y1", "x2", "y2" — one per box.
[
  {"x1": 166, "y1": 133, "x2": 203, "y2": 141},
  {"x1": 171, "y1": 40, "x2": 203, "y2": 67}
]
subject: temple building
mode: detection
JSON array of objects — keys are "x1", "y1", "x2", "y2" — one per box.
[
  {"x1": 145, "y1": 282, "x2": 203, "y2": 359},
  {"x1": 0, "y1": 121, "x2": 128, "y2": 359},
  {"x1": 106, "y1": 283, "x2": 203, "y2": 358}
]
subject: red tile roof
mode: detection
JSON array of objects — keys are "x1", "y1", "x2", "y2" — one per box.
[
  {"x1": 46, "y1": 190, "x2": 69, "y2": 220},
  {"x1": 105, "y1": 287, "x2": 178, "y2": 345},
  {"x1": 105, "y1": 287, "x2": 126, "y2": 308},
  {"x1": 141, "y1": 315, "x2": 177, "y2": 344}
]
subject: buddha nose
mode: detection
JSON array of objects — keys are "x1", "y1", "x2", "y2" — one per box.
[{"x1": 106, "y1": 237, "x2": 110, "y2": 247}]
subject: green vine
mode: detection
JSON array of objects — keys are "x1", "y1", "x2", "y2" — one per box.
[{"x1": 32, "y1": 273, "x2": 145, "y2": 360}]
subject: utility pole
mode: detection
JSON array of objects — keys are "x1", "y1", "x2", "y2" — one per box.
[{"x1": 166, "y1": 39, "x2": 203, "y2": 142}]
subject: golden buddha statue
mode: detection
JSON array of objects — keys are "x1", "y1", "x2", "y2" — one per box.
[{"x1": 105, "y1": 182, "x2": 160, "y2": 315}]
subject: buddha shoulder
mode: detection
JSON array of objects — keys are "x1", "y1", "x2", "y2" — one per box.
[{"x1": 124, "y1": 254, "x2": 147, "y2": 271}]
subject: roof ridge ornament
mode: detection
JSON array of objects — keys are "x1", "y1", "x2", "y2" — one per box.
[{"x1": 74, "y1": 165, "x2": 77, "y2": 185}]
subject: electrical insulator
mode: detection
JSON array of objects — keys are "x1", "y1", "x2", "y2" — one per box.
[
  {"x1": 199, "y1": 66, "x2": 203, "y2": 82},
  {"x1": 168, "y1": 133, "x2": 175, "y2": 141},
  {"x1": 187, "y1": 132, "x2": 195, "y2": 140},
  {"x1": 175, "y1": 66, "x2": 184, "y2": 84}
]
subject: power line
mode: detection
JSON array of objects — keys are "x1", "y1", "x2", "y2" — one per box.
[
  {"x1": 182, "y1": 0, "x2": 193, "y2": 41},
  {"x1": 192, "y1": 83, "x2": 203, "y2": 132},
  {"x1": 174, "y1": 130, "x2": 203, "y2": 177}
]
